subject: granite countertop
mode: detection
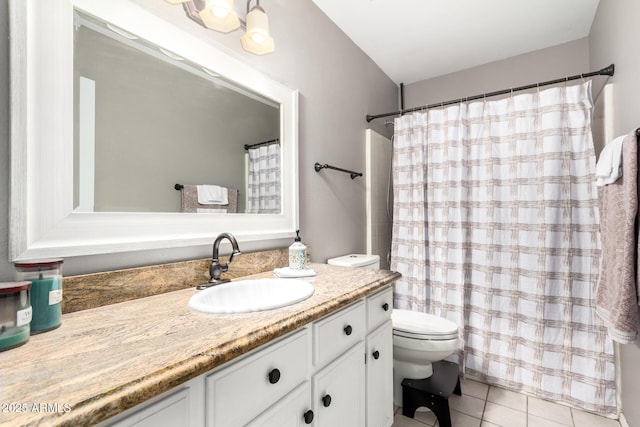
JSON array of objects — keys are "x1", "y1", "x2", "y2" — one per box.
[{"x1": 0, "y1": 263, "x2": 400, "y2": 426}]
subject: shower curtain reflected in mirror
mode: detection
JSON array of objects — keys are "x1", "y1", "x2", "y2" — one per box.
[
  {"x1": 390, "y1": 82, "x2": 616, "y2": 415},
  {"x1": 246, "y1": 142, "x2": 281, "y2": 214}
]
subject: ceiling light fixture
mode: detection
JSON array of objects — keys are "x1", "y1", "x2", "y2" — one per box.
[
  {"x1": 240, "y1": 3, "x2": 274, "y2": 55},
  {"x1": 199, "y1": 0, "x2": 241, "y2": 33},
  {"x1": 169, "y1": 0, "x2": 275, "y2": 55}
]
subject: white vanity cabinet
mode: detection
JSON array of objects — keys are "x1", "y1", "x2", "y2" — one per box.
[
  {"x1": 306, "y1": 286, "x2": 393, "y2": 427},
  {"x1": 311, "y1": 301, "x2": 367, "y2": 426},
  {"x1": 365, "y1": 287, "x2": 394, "y2": 427},
  {"x1": 105, "y1": 285, "x2": 394, "y2": 427}
]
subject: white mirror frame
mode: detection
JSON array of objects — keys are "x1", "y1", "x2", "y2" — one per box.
[{"x1": 9, "y1": 0, "x2": 299, "y2": 261}]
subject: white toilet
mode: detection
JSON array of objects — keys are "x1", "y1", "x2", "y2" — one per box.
[
  {"x1": 327, "y1": 254, "x2": 460, "y2": 407},
  {"x1": 327, "y1": 253, "x2": 381, "y2": 269},
  {"x1": 391, "y1": 309, "x2": 459, "y2": 405}
]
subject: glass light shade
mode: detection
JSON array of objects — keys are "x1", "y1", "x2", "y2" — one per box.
[
  {"x1": 240, "y1": 6, "x2": 274, "y2": 55},
  {"x1": 208, "y1": 0, "x2": 231, "y2": 17},
  {"x1": 199, "y1": 0, "x2": 241, "y2": 33}
]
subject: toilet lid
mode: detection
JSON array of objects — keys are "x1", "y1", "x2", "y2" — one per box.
[
  {"x1": 392, "y1": 309, "x2": 458, "y2": 338},
  {"x1": 327, "y1": 254, "x2": 379, "y2": 268}
]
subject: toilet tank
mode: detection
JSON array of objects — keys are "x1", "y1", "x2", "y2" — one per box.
[{"x1": 327, "y1": 254, "x2": 380, "y2": 269}]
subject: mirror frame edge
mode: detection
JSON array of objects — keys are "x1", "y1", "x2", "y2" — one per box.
[{"x1": 9, "y1": 0, "x2": 300, "y2": 261}]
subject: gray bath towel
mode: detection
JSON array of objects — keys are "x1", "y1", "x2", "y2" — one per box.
[
  {"x1": 595, "y1": 130, "x2": 640, "y2": 343},
  {"x1": 180, "y1": 185, "x2": 238, "y2": 213}
]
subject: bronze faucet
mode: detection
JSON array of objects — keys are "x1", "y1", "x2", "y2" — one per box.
[{"x1": 197, "y1": 233, "x2": 241, "y2": 290}]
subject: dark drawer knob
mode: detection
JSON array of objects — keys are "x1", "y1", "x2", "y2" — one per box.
[
  {"x1": 372, "y1": 350, "x2": 380, "y2": 360},
  {"x1": 303, "y1": 410, "x2": 314, "y2": 424},
  {"x1": 343, "y1": 325, "x2": 353, "y2": 336},
  {"x1": 322, "y1": 394, "x2": 332, "y2": 407},
  {"x1": 268, "y1": 368, "x2": 281, "y2": 384},
  {"x1": 382, "y1": 302, "x2": 390, "y2": 311}
]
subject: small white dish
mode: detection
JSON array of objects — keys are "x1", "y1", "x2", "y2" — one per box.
[{"x1": 273, "y1": 267, "x2": 317, "y2": 278}]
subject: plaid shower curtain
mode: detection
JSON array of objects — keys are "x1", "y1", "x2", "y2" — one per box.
[
  {"x1": 390, "y1": 82, "x2": 616, "y2": 414},
  {"x1": 246, "y1": 143, "x2": 281, "y2": 214}
]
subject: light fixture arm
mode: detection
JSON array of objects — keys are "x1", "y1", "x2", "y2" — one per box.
[
  {"x1": 239, "y1": 0, "x2": 265, "y2": 26},
  {"x1": 246, "y1": 0, "x2": 255, "y2": 14}
]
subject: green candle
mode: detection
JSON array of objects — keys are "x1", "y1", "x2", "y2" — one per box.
[
  {"x1": 0, "y1": 326, "x2": 30, "y2": 350},
  {"x1": 0, "y1": 282, "x2": 31, "y2": 351},
  {"x1": 29, "y1": 277, "x2": 62, "y2": 333},
  {"x1": 14, "y1": 259, "x2": 64, "y2": 335}
]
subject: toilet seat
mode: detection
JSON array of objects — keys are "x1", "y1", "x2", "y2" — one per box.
[
  {"x1": 392, "y1": 310, "x2": 458, "y2": 341},
  {"x1": 393, "y1": 329, "x2": 458, "y2": 341}
]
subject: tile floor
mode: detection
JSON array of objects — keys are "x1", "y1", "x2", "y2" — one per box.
[{"x1": 391, "y1": 378, "x2": 621, "y2": 427}]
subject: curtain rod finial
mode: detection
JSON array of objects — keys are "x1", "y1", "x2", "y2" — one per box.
[{"x1": 600, "y1": 64, "x2": 615, "y2": 76}]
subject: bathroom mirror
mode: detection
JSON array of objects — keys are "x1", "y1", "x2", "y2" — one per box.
[
  {"x1": 9, "y1": 0, "x2": 299, "y2": 260},
  {"x1": 74, "y1": 11, "x2": 281, "y2": 214}
]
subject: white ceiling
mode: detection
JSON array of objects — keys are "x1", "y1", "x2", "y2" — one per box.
[{"x1": 311, "y1": 0, "x2": 600, "y2": 85}]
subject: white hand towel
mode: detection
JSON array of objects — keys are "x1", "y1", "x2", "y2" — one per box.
[
  {"x1": 196, "y1": 185, "x2": 229, "y2": 205},
  {"x1": 596, "y1": 136, "x2": 624, "y2": 187}
]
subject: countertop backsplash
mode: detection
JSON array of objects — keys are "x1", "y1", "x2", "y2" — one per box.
[{"x1": 62, "y1": 248, "x2": 293, "y2": 313}]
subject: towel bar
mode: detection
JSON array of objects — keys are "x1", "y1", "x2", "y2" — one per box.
[{"x1": 314, "y1": 162, "x2": 362, "y2": 179}]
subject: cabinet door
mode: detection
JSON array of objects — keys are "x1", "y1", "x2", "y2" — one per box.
[
  {"x1": 206, "y1": 328, "x2": 310, "y2": 427},
  {"x1": 108, "y1": 380, "x2": 203, "y2": 427},
  {"x1": 247, "y1": 382, "x2": 313, "y2": 427},
  {"x1": 366, "y1": 321, "x2": 393, "y2": 427},
  {"x1": 312, "y1": 342, "x2": 365, "y2": 427}
]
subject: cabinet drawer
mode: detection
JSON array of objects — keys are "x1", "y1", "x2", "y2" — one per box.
[
  {"x1": 206, "y1": 328, "x2": 310, "y2": 427},
  {"x1": 366, "y1": 286, "x2": 392, "y2": 332},
  {"x1": 313, "y1": 301, "x2": 365, "y2": 368}
]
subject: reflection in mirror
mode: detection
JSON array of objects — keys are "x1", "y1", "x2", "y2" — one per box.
[
  {"x1": 73, "y1": 12, "x2": 281, "y2": 214},
  {"x1": 9, "y1": 0, "x2": 298, "y2": 260}
]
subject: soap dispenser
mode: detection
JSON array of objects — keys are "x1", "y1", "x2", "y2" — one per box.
[{"x1": 288, "y1": 230, "x2": 307, "y2": 270}]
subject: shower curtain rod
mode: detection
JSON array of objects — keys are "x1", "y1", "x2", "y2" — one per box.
[
  {"x1": 366, "y1": 64, "x2": 615, "y2": 122},
  {"x1": 244, "y1": 138, "x2": 280, "y2": 150}
]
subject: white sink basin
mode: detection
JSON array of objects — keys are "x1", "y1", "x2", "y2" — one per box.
[{"x1": 188, "y1": 278, "x2": 315, "y2": 314}]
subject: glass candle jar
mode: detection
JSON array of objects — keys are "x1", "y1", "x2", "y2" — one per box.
[
  {"x1": 0, "y1": 282, "x2": 32, "y2": 351},
  {"x1": 14, "y1": 259, "x2": 63, "y2": 334}
]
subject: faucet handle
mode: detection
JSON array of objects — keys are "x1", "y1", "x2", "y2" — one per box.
[
  {"x1": 228, "y1": 249, "x2": 241, "y2": 263},
  {"x1": 209, "y1": 260, "x2": 229, "y2": 281}
]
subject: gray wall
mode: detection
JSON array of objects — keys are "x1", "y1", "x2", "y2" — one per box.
[
  {"x1": 589, "y1": 0, "x2": 640, "y2": 424},
  {"x1": 0, "y1": 0, "x2": 397, "y2": 276},
  {"x1": 404, "y1": 37, "x2": 591, "y2": 108}
]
